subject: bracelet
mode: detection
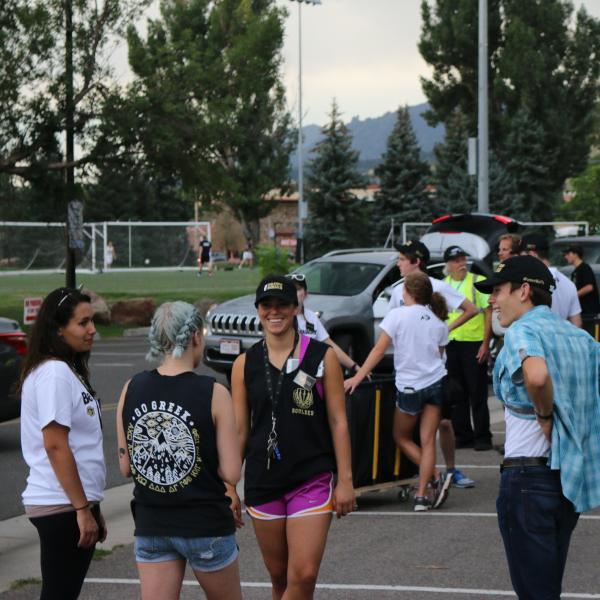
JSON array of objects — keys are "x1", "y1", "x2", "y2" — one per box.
[
  {"x1": 74, "y1": 503, "x2": 90, "y2": 511},
  {"x1": 534, "y1": 410, "x2": 553, "y2": 420}
]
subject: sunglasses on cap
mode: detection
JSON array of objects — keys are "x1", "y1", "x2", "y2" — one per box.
[{"x1": 286, "y1": 273, "x2": 306, "y2": 282}]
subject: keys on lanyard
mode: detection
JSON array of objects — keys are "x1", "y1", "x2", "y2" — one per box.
[
  {"x1": 263, "y1": 333, "x2": 298, "y2": 470},
  {"x1": 266, "y1": 420, "x2": 282, "y2": 471}
]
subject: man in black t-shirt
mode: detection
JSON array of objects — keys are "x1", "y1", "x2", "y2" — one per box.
[
  {"x1": 564, "y1": 244, "x2": 600, "y2": 317},
  {"x1": 197, "y1": 236, "x2": 213, "y2": 276}
]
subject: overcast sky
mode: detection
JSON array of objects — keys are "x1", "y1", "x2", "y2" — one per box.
[{"x1": 119, "y1": 1, "x2": 600, "y2": 126}]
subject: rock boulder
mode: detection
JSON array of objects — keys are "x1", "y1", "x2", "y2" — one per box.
[{"x1": 110, "y1": 298, "x2": 156, "y2": 327}]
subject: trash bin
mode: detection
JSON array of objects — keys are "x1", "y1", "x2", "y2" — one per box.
[
  {"x1": 346, "y1": 375, "x2": 418, "y2": 490},
  {"x1": 582, "y1": 316, "x2": 600, "y2": 340}
]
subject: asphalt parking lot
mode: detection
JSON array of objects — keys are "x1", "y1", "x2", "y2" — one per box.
[{"x1": 1, "y1": 339, "x2": 599, "y2": 599}]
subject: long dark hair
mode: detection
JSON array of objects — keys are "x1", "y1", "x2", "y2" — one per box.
[
  {"x1": 404, "y1": 271, "x2": 449, "y2": 321},
  {"x1": 19, "y1": 287, "x2": 94, "y2": 394}
]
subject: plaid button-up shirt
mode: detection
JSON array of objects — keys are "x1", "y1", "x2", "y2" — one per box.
[{"x1": 494, "y1": 305, "x2": 600, "y2": 513}]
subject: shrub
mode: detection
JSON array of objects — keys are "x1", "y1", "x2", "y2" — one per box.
[{"x1": 255, "y1": 244, "x2": 297, "y2": 278}]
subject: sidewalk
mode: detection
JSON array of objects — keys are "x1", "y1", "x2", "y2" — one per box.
[
  {"x1": 0, "y1": 483, "x2": 135, "y2": 592},
  {"x1": 0, "y1": 395, "x2": 506, "y2": 593}
]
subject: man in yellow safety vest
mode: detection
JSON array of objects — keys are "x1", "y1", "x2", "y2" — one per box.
[{"x1": 443, "y1": 246, "x2": 493, "y2": 451}]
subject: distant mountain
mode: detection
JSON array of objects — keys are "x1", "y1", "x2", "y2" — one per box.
[{"x1": 290, "y1": 103, "x2": 445, "y2": 174}]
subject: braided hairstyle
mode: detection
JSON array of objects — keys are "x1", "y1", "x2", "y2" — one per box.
[{"x1": 146, "y1": 301, "x2": 204, "y2": 362}]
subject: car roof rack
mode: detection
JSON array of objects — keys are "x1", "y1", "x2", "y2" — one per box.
[{"x1": 321, "y1": 248, "x2": 394, "y2": 257}]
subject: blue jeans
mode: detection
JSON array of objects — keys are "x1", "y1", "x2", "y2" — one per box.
[
  {"x1": 395, "y1": 378, "x2": 445, "y2": 416},
  {"x1": 496, "y1": 465, "x2": 579, "y2": 600},
  {"x1": 135, "y1": 534, "x2": 238, "y2": 573}
]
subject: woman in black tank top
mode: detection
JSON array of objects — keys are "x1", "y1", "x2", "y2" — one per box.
[
  {"x1": 230, "y1": 275, "x2": 355, "y2": 600},
  {"x1": 116, "y1": 301, "x2": 242, "y2": 600}
]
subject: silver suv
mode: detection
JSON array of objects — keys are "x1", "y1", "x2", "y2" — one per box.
[{"x1": 202, "y1": 249, "x2": 400, "y2": 375}]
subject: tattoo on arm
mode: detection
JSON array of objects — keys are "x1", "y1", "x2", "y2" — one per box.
[{"x1": 119, "y1": 447, "x2": 126, "y2": 457}]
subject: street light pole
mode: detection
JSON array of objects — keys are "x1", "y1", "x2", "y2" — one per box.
[
  {"x1": 477, "y1": 0, "x2": 489, "y2": 213},
  {"x1": 290, "y1": 0, "x2": 321, "y2": 263}
]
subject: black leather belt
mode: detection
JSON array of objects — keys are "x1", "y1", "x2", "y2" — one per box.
[{"x1": 500, "y1": 457, "x2": 549, "y2": 472}]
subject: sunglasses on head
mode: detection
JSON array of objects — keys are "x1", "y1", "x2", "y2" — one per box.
[
  {"x1": 287, "y1": 273, "x2": 306, "y2": 282},
  {"x1": 57, "y1": 284, "x2": 84, "y2": 308}
]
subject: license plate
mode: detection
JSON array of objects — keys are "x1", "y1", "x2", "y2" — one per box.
[{"x1": 220, "y1": 339, "x2": 241, "y2": 356}]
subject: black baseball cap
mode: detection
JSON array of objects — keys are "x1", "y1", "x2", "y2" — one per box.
[
  {"x1": 395, "y1": 239, "x2": 430, "y2": 263},
  {"x1": 521, "y1": 233, "x2": 549, "y2": 252},
  {"x1": 474, "y1": 256, "x2": 555, "y2": 294},
  {"x1": 444, "y1": 245, "x2": 467, "y2": 262},
  {"x1": 255, "y1": 275, "x2": 299, "y2": 307}
]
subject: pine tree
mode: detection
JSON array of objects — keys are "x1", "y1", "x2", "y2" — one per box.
[
  {"x1": 433, "y1": 111, "x2": 476, "y2": 214},
  {"x1": 419, "y1": 0, "x2": 600, "y2": 218},
  {"x1": 498, "y1": 108, "x2": 556, "y2": 221},
  {"x1": 373, "y1": 106, "x2": 432, "y2": 244},
  {"x1": 304, "y1": 101, "x2": 369, "y2": 257}
]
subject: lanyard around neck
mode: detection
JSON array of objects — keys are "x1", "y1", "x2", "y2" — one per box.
[{"x1": 262, "y1": 331, "x2": 299, "y2": 417}]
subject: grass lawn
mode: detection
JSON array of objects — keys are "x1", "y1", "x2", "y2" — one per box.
[{"x1": 0, "y1": 268, "x2": 261, "y2": 336}]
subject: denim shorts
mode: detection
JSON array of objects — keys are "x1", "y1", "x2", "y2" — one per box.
[
  {"x1": 134, "y1": 533, "x2": 238, "y2": 573},
  {"x1": 396, "y1": 378, "x2": 445, "y2": 416}
]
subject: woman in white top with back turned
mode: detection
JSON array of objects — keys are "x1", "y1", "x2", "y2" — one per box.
[
  {"x1": 345, "y1": 271, "x2": 450, "y2": 512},
  {"x1": 20, "y1": 287, "x2": 106, "y2": 600}
]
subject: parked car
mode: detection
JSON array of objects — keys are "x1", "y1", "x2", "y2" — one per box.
[
  {"x1": 0, "y1": 317, "x2": 27, "y2": 423},
  {"x1": 203, "y1": 216, "x2": 511, "y2": 378},
  {"x1": 203, "y1": 249, "x2": 400, "y2": 375}
]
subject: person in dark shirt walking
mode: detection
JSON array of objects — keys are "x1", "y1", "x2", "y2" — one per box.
[
  {"x1": 564, "y1": 244, "x2": 600, "y2": 317},
  {"x1": 116, "y1": 301, "x2": 242, "y2": 600}
]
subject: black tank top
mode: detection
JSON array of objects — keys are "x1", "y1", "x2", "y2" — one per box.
[
  {"x1": 244, "y1": 337, "x2": 336, "y2": 506},
  {"x1": 122, "y1": 370, "x2": 234, "y2": 537}
]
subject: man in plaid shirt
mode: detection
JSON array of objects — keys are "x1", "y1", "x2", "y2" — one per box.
[{"x1": 475, "y1": 255, "x2": 600, "y2": 600}]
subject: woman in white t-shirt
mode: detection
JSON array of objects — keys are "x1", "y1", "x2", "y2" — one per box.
[
  {"x1": 19, "y1": 287, "x2": 106, "y2": 600},
  {"x1": 287, "y1": 273, "x2": 359, "y2": 374},
  {"x1": 344, "y1": 271, "x2": 450, "y2": 512}
]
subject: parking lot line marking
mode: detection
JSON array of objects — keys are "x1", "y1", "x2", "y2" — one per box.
[
  {"x1": 435, "y1": 464, "x2": 501, "y2": 469},
  {"x1": 349, "y1": 511, "x2": 600, "y2": 521},
  {"x1": 83, "y1": 579, "x2": 600, "y2": 597},
  {"x1": 92, "y1": 363, "x2": 135, "y2": 367},
  {"x1": 92, "y1": 352, "x2": 145, "y2": 356}
]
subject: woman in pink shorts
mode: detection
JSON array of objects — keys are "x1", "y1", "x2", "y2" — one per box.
[{"x1": 230, "y1": 274, "x2": 355, "y2": 599}]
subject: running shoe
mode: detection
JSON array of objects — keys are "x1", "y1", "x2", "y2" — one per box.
[
  {"x1": 413, "y1": 496, "x2": 432, "y2": 512},
  {"x1": 449, "y1": 468, "x2": 475, "y2": 488},
  {"x1": 433, "y1": 472, "x2": 452, "y2": 509}
]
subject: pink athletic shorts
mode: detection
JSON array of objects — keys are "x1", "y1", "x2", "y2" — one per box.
[{"x1": 246, "y1": 472, "x2": 334, "y2": 520}]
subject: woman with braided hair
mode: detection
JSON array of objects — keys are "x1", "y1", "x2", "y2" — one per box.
[{"x1": 116, "y1": 301, "x2": 242, "y2": 600}]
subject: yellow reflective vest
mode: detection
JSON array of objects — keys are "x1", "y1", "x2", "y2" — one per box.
[{"x1": 444, "y1": 272, "x2": 489, "y2": 342}]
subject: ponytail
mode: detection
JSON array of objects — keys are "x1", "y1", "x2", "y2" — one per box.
[{"x1": 430, "y1": 292, "x2": 448, "y2": 322}]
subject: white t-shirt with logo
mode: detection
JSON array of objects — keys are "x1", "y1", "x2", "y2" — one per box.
[
  {"x1": 389, "y1": 276, "x2": 466, "y2": 312},
  {"x1": 297, "y1": 308, "x2": 329, "y2": 342},
  {"x1": 380, "y1": 304, "x2": 449, "y2": 392},
  {"x1": 548, "y1": 266, "x2": 581, "y2": 320},
  {"x1": 21, "y1": 360, "x2": 106, "y2": 505}
]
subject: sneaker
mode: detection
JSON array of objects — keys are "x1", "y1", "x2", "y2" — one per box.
[
  {"x1": 413, "y1": 496, "x2": 432, "y2": 512},
  {"x1": 449, "y1": 468, "x2": 475, "y2": 488},
  {"x1": 433, "y1": 472, "x2": 452, "y2": 509}
]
